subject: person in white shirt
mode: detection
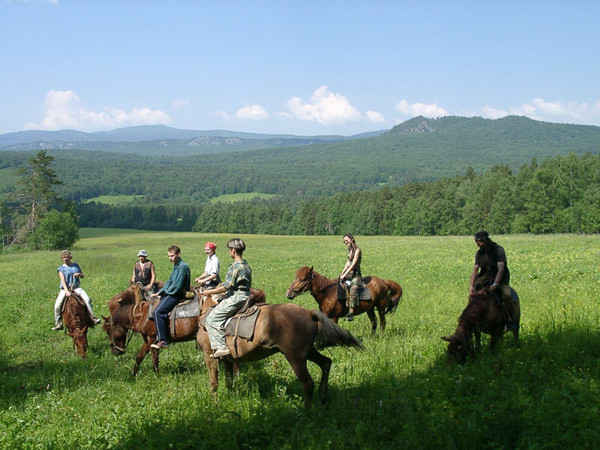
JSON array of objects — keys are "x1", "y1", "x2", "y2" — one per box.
[{"x1": 195, "y1": 242, "x2": 221, "y2": 289}]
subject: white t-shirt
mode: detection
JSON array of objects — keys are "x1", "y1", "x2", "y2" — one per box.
[{"x1": 204, "y1": 254, "x2": 220, "y2": 284}]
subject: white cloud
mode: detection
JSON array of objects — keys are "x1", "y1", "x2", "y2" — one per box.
[
  {"x1": 172, "y1": 98, "x2": 191, "y2": 110},
  {"x1": 480, "y1": 98, "x2": 600, "y2": 124},
  {"x1": 481, "y1": 105, "x2": 508, "y2": 119},
  {"x1": 215, "y1": 110, "x2": 231, "y2": 120},
  {"x1": 235, "y1": 104, "x2": 269, "y2": 120},
  {"x1": 396, "y1": 99, "x2": 449, "y2": 118},
  {"x1": 365, "y1": 110, "x2": 386, "y2": 123},
  {"x1": 24, "y1": 90, "x2": 171, "y2": 131},
  {"x1": 284, "y1": 86, "x2": 363, "y2": 125}
]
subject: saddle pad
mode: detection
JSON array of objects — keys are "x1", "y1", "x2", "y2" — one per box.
[
  {"x1": 337, "y1": 281, "x2": 371, "y2": 301},
  {"x1": 199, "y1": 305, "x2": 262, "y2": 341}
]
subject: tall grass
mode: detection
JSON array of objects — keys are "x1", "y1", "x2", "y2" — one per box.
[{"x1": 0, "y1": 230, "x2": 599, "y2": 448}]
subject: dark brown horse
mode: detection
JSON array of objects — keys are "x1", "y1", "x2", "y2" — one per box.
[
  {"x1": 197, "y1": 294, "x2": 363, "y2": 408},
  {"x1": 441, "y1": 287, "x2": 521, "y2": 363},
  {"x1": 286, "y1": 266, "x2": 402, "y2": 333},
  {"x1": 107, "y1": 281, "x2": 165, "y2": 314},
  {"x1": 62, "y1": 292, "x2": 95, "y2": 358},
  {"x1": 103, "y1": 288, "x2": 265, "y2": 375}
]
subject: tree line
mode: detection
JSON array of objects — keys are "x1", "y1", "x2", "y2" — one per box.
[{"x1": 74, "y1": 151, "x2": 600, "y2": 236}]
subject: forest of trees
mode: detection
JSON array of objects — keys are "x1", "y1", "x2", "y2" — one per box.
[{"x1": 76, "y1": 152, "x2": 600, "y2": 236}]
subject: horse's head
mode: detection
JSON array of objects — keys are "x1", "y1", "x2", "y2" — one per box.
[
  {"x1": 102, "y1": 314, "x2": 127, "y2": 356},
  {"x1": 68, "y1": 327, "x2": 88, "y2": 358},
  {"x1": 441, "y1": 333, "x2": 469, "y2": 364},
  {"x1": 286, "y1": 266, "x2": 314, "y2": 300}
]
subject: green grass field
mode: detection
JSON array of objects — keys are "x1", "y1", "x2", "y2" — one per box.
[
  {"x1": 1, "y1": 230, "x2": 599, "y2": 448},
  {"x1": 83, "y1": 195, "x2": 144, "y2": 205},
  {"x1": 209, "y1": 192, "x2": 276, "y2": 203}
]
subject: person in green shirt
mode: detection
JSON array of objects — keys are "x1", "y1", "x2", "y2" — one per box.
[{"x1": 150, "y1": 245, "x2": 191, "y2": 350}]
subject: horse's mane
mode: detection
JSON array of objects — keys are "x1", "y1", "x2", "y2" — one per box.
[
  {"x1": 296, "y1": 266, "x2": 337, "y2": 291},
  {"x1": 111, "y1": 303, "x2": 134, "y2": 325},
  {"x1": 64, "y1": 294, "x2": 92, "y2": 328},
  {"x1": 458, "y1": 294, "x2": 489, "y2": 329}
]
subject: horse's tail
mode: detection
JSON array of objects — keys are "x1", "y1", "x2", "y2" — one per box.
[
  {"x1": 382, "y1": 279, "x2": 403, "y2": 315},
  {"x1": 312, "y1": 311, "x2": 363, "y2": 350}
]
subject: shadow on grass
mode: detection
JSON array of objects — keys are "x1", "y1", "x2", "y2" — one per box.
[
  {"x1": 2, "y1": 326, "x2": 600, "y2": 448},
  {"x1": 113, "y1": 327, "x2": 600, "y2": 449}
]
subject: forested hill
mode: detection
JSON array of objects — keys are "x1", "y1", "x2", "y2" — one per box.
[{"x1": 0, "y1": 116, "x2": 599, "y2": 204}]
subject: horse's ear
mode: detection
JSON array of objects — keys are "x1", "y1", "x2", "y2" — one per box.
[
  {"x1": 310, "y1": 266, "x2": 314, "y2": 272},
  {"x1": 101, "y1": 315, "x2": 109, "y2": 321},
  {"x1": 117, "y1": 297, "x2": 124, "y2": 304},
  {"x1": 441, "y1": 335, "x2": 452, "y2": 342}
]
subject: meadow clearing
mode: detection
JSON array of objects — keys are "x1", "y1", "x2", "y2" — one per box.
[{"x1": 0, "y1": 229, "x2": 599, "y2": 448}]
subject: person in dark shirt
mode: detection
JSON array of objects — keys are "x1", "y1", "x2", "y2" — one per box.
[
  {"x1": 469, "y1": 231, "x2": 517, "y2": 331},
  {"x1": 131, "y1": 249, "x2": 157, "y2": 293},
  {"x1": 150, "y1": 245, "x2": 191, "y2": 349}
]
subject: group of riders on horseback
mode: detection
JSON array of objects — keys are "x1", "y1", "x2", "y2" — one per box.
[{"x1": 53, "y1": 230, "x2": 517, "y2": 359}]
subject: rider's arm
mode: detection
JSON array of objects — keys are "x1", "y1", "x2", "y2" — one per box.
[
  {"x1": 58, "y1": 270, "x2": 71, "y2": 296},
  {"x1": 469, "y1": 264, "x2": 479, "y2": 292},
  {"x1": 149, "y1": 262, "x2": 156, "y2": 287},
  {"x1": 342, "y1": 248, "x2": 361, "y2": 279},
  {"x1": 493, "y1": 262, "x2": 505, "y2": 287}
]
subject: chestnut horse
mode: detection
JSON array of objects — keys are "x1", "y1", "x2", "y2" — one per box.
[
  {"x1": 197, "y1": 294, "x2": 363, "y2": 408},
  {"x1": 107, "y1": 281, "x2": 164, "y2": 314},
  {"x1": 286, "y1": 266, "x2": 402, "y2": 333},
  {"x1": 103, "y1": 288, "x2": 265, "y2": 375},
  {"x1": 62, "y1": 292, "x2": 95, "y2": 358},
  {"x1": 441, "y1": 287, "x2": 521, "y2": 363}
]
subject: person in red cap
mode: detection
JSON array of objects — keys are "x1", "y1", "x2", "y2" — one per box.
[{"x1": 195, "y1": 241, "x2": 221, "y2": 289}]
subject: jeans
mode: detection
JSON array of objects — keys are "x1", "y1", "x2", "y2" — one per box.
[{"x1": 154, "y1": 295, "x2": 181, "y2": 341}]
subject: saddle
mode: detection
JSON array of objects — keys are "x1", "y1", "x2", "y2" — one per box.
[
  {"x1": 336, "y1": 276, "x2": 372, "y2": 301},
  {"x1": 198, "y1": 294, "x2": 267, "y2": 341}
]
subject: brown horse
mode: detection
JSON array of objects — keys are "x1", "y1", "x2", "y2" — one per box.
[
  {"x1": 286, "y1": 266, "x2": 402, "y2": 333},
  {"x1": 196, "y1": 294, "x2": 363, "y2": 408},
  {"x1": 62, "y1": 292, "x2": 95, "y2": 358},
  {"x1": 107, "y1": 281, "x2": 165, "y2": 314},
  {"x1": 441, "y1": 287, "x2": 521, "y2": 363},
  {"x1": 103, "y1": 288, "x2": 265, "y2": 375}
]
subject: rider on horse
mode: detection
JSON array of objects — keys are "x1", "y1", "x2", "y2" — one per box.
[
  {"x1": 195, "y1": 242, "x2": 221, "y2": 289},
  {"x1": 131, "y1": 249, "x2": 157, "y2": 294},
  {"x1": 150, "y1": 245, "x2": 191, "y2": 350},
  {"x1": 340, "y1": 233, "x2": 363, "y2": 322},
  {"x1": 469, "y1": 230, "x2": 517, "y2": 332},
  {"x1": 202, "y1": 238, "x2": 252, "y2": 358}
]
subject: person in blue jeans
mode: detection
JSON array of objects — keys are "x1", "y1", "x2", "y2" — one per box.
[{"x1": 150, "y1": 245, "x2": 190, "y2": 350}]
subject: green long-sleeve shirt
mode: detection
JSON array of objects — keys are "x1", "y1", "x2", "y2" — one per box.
[{"x1": 161, "y1": 259, "x2": 191, "y2": 299}]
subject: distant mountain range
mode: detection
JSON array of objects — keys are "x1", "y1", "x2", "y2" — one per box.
[
  {"x1": 1, "y1": 115, "x2": 599, "y2": 204},
  {"x1": 0, "y1": 125, "x2": 386, "y2": 155}
]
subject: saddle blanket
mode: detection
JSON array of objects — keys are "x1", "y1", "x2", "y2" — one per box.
[
  {"x1": 199, "y1": 305, "x2": 262, "y2": 340},
  {"x1": 337, "y1": 276, "x2": 372, "y2": 301}
]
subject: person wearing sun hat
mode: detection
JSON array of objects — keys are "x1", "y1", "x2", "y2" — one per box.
[
  {"x1": 131, "y1": 249, "x2": 157, "y2": 293},
  {"x1": 195, "y1": 242, "x2": 221, "y2": 289}
]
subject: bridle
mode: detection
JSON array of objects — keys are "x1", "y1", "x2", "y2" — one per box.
[{"x1": 287, "y1": 272, "x2": 314, "y2": 296}]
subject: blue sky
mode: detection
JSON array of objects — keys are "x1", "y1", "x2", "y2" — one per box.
[{"x1": 1, "y1": 0, "x2": 599, "y2": 136}]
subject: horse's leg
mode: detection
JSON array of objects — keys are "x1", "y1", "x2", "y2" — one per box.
[
  {"x1": 377, "y1": 305, "x2": 386, "y2": 332},
  {"x1": 474, "y1": 329, "x2": 482, "y2": 353},
  {"x1": 203, "y1": 349, "x2": 219, "y2": 399},
  {"x1": 133, "y1": 340, "x2": 150, "y2": 376},
  {"x1": 284, "y1": 354, "x2": 314, "y2": 409},
  {"x1": 366, "y1": 309, "x2": 378, "y2": 334},
  {"x1": 232, "y1": 361, "x2": 240, "y2": 378},
  {"x1": 222, "y1": 359, "x2": 235, "y2": 390},
  {"x1": 307, "y1": 348, "x2": 332, "y2": 403}
]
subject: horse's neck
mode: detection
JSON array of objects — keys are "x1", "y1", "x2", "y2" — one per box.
[{"x1": 311, "y1": 272, "x2": 337, "y2": 303}]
